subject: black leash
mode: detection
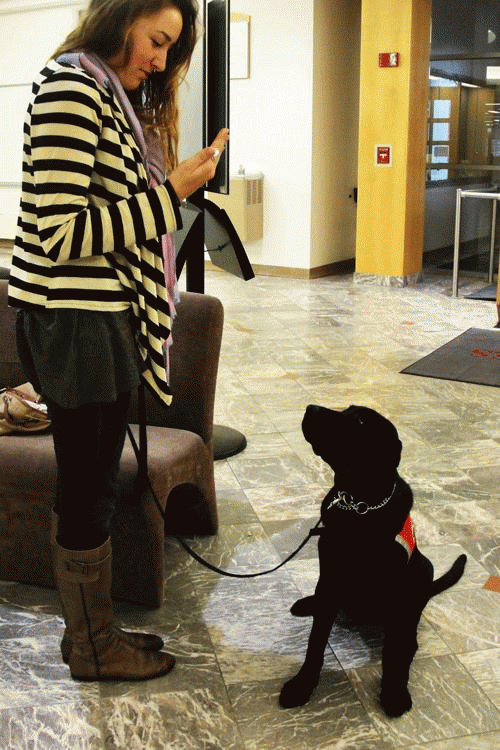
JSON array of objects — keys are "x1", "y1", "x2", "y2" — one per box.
[
  {"x1": 127, "y1": 402, "x2": 321, "y2": 578},
  {"x1": 174, "y1": 520, "x2": 322, "y2": 579}
]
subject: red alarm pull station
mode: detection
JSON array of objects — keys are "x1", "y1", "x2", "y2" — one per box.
[
  {"x1": 376, "y1": 145, "x2": 392, "y2": 166},
  {"x1": 379, "y1": 52, "x2": 400, "y2": 68}
]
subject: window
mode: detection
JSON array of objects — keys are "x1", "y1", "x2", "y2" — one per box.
[{"x1": 427, "y1": 0, "x2": 500, "y2": 184}]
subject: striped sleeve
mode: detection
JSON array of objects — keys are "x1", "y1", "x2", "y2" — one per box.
[{"x1": 31, "y1": 71, "x2": 179, "y2": 263}]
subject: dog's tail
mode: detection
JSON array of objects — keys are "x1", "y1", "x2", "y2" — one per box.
[{"x1": 430, "y1": 554, "x2": 467, "y2": 597}]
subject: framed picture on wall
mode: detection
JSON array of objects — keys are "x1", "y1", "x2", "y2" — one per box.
[{"x1": 230, "y1": 13, "x2": 250, "y2": 79}]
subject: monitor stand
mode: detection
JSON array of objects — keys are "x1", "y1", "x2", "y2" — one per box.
[{"x1": 174, "y1": 191, "x2": 251, "y2": 460}]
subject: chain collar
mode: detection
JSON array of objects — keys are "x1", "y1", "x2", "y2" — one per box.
[{"x1": 326, "y1": 482, "x2": 397, "y2": 515}]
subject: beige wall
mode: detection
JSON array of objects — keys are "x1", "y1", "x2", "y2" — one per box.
[
  {"x1": 310, "y1": 0, "x2": 361, "y2": 272},
  {"x1": 229, "y1": 0, "x2": 361, "y2": 276},
  {"x1": 228, "y1": 0, "x2": 315, "y2": 273}
]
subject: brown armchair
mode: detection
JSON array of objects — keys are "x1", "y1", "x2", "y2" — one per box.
[{"x1": 0, "y1": 278, "x2": 223, "y2": 607}]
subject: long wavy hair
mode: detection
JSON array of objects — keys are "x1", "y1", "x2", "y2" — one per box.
[{"x1": 53, "y1": 0, "x2": 200, "y2": 171}]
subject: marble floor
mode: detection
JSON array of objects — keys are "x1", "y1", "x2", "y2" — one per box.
[{"x1": 2, "y1": 265, "x2": 500, "y2": 749}]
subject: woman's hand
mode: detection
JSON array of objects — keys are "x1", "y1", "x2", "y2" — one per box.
[{"x1": 168, "y1": 128, "x2": 229, "y2": 202}]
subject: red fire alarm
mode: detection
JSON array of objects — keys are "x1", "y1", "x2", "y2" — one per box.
[
  {"x1": 376, "y1": 145, "x2": 392, "y2": 166},
  {"x1": 379, "y1": 52, "x2": 400, "y2": 68}
]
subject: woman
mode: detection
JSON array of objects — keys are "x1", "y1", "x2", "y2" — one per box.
[{"x1": 8, "y1": 0, "x2": 228, "y2": 682}]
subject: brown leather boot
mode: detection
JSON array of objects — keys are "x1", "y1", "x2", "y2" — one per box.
[
  {"x1": 53, "y1": 538, "x2": 175, "y2": 681},
  {"x1": 59, "y1": 627, "x2": 164, "y2": 664},
  {"x1": 50, "y1": 513, "x2": 164, "y2": 662}
]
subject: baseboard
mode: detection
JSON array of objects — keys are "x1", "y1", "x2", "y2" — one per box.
[
  {"x1": 309, "y1": 259, "x2": 355, "y2": 278},
  {"x1": 205, "y1": 258, "x2": 355, "y2": 279}
]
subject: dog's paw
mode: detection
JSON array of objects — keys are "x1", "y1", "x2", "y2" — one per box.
[
  {"x1": 279, "y1": 674, "x2": 317, "y2": 708},
  {"x1": 380, "y1": 686, "x2": 413, "y2": 718},
  {"x1": 290, "y1": 596, "x2": 316, "y2": 617}
]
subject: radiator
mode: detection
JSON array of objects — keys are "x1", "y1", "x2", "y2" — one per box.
[{"x1": 208, "y1": 173, "x2": 263, "y2": 242}]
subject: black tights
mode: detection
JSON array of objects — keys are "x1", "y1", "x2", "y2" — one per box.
[{"x1": 46, "y1": 393, "x2": 131, "y2": 551}]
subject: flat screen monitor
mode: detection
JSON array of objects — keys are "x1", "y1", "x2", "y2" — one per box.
[{"x1": 204, "y1": 0, "x2": 230, "y2": 194}]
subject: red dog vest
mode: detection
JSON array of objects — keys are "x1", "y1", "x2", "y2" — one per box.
[{"x1": 396, "y1": 515, "x2": 416, "y2": 560}]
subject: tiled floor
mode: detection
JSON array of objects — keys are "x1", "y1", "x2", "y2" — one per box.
[{"x1": 2, "y1": 265, "x2": 500, "y2": 749}]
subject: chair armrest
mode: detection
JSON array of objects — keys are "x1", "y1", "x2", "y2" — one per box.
[{"x1": 127, "y1": 291, "x2": 224, "y2": 448}]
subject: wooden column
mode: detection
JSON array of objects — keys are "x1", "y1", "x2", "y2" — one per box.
[{"x1": 355, "y1": 0, "x2": 431, "y2": 283}]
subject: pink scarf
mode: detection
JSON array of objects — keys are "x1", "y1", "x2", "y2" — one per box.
[{"x1": 57, "y1": 51, "x2": 179, "y2": 340}]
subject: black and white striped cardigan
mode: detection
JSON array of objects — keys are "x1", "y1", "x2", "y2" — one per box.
[{"x1": 8, "y1": 60, "x2": 182, "y2": 405}]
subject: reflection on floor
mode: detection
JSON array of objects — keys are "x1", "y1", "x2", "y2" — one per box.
[{"x1": 2, "y1": 267, "x2": 500, "y2": 749}]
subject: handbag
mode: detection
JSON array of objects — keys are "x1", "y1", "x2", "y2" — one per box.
[{"x1": 0, "y1": 382, "x2": 51, "y2": 435}]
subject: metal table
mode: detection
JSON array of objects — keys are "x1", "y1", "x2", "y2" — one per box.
[{"x1": 453, "y1": 188, "x2": 500, "y2": 297}]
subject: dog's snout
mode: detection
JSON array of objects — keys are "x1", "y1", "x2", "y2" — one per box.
[
  {"x1": 305, "y1": 404, "x2": 321, "y2": 416},
  {"x1": 303, "y1": 405, "x2": 321, "y2": 428},
  {"x1": 302, "y1": 405, "x2": 323, "y2": 445}
]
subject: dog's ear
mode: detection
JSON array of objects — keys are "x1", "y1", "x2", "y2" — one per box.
[
  {"x1": 379, "y1": 424, "x2": 402, "y2": 470},
  {"x1": 391, "y1": 436, "x2": 403, "y2": 469},
  {"x1": 352, "y1": 406, "x2": 403, "y2": 470},
  {"x1": 380, "y1": 415, "x2": 402, "y2": 469},
  {"x1": 366, "y1": 432, "x2": 402, "y2": 473}
]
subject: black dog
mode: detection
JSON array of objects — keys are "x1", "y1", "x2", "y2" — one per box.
[{"x1": 279, "y1": 404, "x2": 466, "y2": 718}]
